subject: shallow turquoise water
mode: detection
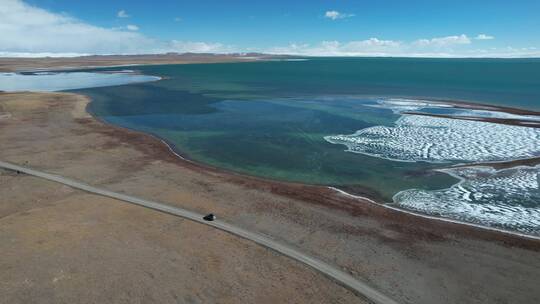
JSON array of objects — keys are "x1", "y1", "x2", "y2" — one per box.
[
  {"x1": 0, "y1": 71, "x2": 159, "y2": 92},
  {"x1": 73, "y1": 57, "x2": 540, "y2": 203}
]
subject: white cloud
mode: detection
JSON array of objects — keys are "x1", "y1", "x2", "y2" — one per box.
[
  {"x1": 268, "y1": 38, "x2": 402, "y2": 56},
  {"x1": 324, "y1": 10, "x2": 354, "y2": 20},
  {"x1": 475, "y1": 34, "x2": 495, "y2": 40},
  {"x1": 414, "y1": 34, "x2": 471, "y2": 47},
  {"x1": 169, "y1": 41, "x2": 233, "y2": 53},
  {"x1": 117, "y1": 10, "x2": 129, "y2": 18},
  {"x1": 346, "y1": 38, "x2": 401, "y2": 48},
  {"x1": 0, "y1": 0, "x2": 152, "y2": 54},
  {"x1": 0, "y1": 0, "x2": 234, "y2": 56},
  {"x1": 0, "y1": 1, "x2": 537, "y2": 58},
  {"x1": 267, "y1": 36, "x2": 540, "y2": 58},
  {"x1": 174, "y1": 17, "x2": 182, "y2": 22}
]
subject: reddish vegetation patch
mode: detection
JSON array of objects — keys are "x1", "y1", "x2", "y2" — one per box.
[
  {"x1": 427, "y1": 98, "x2": 540, "y2": 116},
  {"x1": 450, "y1": 157, "x2": 540, "y2": 170}
]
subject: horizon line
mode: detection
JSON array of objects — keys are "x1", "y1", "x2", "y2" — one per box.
[{"x1": 1, "y1": 52, "x2": 540, "y2": 60}]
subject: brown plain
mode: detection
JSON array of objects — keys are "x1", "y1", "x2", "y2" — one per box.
[
  {"x1": 0, "y1": 80, "x2": 539, "y2": 303},
  {"x1": 0, "y1": 53, "x2": 274, "y2": 72}
]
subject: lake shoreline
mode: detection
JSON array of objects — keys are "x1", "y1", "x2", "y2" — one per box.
[
  {"x1": 3, "y1": 64, "x2": 538, "y2": 239},
  {"x1": 82, "y1": 90, "x2": 540, "y2": 243},
  {"x1": 2, "y1": 90, "x2": 540, "y2": 303}
]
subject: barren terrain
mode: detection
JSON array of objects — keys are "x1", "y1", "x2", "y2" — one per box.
[
  {"x1": 0, "y1": 91, "x2": 539, "y2": 304},
  {"x1": 0, "y1": 53, "x2": 278, "y2": 72}
]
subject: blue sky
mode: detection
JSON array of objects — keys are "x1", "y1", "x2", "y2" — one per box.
[{"x1": 2, "y1": 0, "x2": 540, "y2": 57}]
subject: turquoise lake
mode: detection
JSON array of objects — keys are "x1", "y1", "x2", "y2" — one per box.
[{"x1": 66, "y1": 57, "x2": 540, "y2": 234}]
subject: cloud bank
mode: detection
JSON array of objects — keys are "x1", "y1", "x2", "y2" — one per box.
[
  {"x1": 0, "y1": 0, "x2": 232, "y2": 56},
  {"x1": 268, "y1": 35, "x2": 539, "y2": 58},
  {"x1": 413, "y1": 34, "x2": 471, "y2": 47}
]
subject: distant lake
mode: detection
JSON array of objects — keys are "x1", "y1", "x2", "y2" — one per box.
[
  {"x1": 0, "y1": 70, "x2": 160, "y2": 92},
  {"x1": 69, "y1": 57, "x2": 540, "y2": 235}
]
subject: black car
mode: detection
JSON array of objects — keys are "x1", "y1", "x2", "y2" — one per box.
[{"x1": 203, "y1": 213, "x2": 216, "y2": 221}]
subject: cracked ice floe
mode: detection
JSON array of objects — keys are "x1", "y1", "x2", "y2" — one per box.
[
  {"x1": 369, "y1": 98, "x2": 540, "y2": 121},
  {"x1": 325, "y1": 114, "x2": 540, "y2": 163},
  {"x1": 393, "y1": 166, "x2": 540, "y2": 235},
  {"x1": 367, "y1": 98, "x2": 454, "y2": 114}
]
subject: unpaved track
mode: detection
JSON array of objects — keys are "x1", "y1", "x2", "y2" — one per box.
[{"x1": 0, "y1": 160, "x2": 398, "y2": 304}]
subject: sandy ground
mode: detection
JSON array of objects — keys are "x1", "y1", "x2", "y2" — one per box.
[
  {"x1": 0, "y1": 54, "x2": 281, "y2": 72},
  {"x1": 0, "y1": 92, "x2": 539, "y2": 304}
]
